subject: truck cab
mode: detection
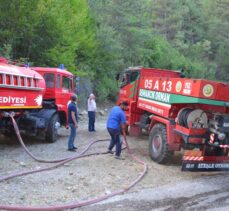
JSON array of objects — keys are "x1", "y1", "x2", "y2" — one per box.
[
  {"x1": 117, "y1": 67, "x2": 181, "y2": 126},
  {"x1": 32, "y1": 67, "x2": 75, "y2": 126}
]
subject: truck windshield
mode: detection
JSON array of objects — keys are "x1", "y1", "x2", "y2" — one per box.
[
  {"x1": 44, "y1": 73, "x2": 55, "y2": 88},
  {"x1": 119, "y1": 71, "x2": 139, "y2": 87}
]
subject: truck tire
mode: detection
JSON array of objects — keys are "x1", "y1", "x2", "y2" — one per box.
[
  {"x1": 45, "y1": 113, "x2": 60, "y2": 143},
  {"x1": 149, "y1": 123, "x2": 173, "y2": 164}
]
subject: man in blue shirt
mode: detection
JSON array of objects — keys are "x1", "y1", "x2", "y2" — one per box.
[
  {"x1": 106, "y1": 101, "x2": 128, "y2": 159},
  {"x1": 67, "y1": 95, "x2": 78, "y2": 152}
]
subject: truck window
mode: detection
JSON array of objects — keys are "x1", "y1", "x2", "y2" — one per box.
[
  {"x1": 56, "y1": 74, "x2": 60, "y2": 88},
  {"x1": 62, "y1": 76, "x2": 72, "y2": 91},
  {"x1": 119, "y1": 71, "x2": 139, "y2": 87},
  {"x1": 130, "y1": 71, "x2": 139, "y2": 82},
  {"x1": 44, "y1": 73, "x2": 55, "y2": 88},
  {"x1": 120, "y1": 72, "x2": 130, "y2": 87}
]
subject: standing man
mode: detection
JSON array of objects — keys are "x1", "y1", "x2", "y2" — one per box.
[
  {"x1": 106, "y1": 101, "x2": 128, "y2": 159},
  {"x1": 88, "y1": 93, "x2": 96, "y2": 132},
  {"x1": 67, "y1": 94, "x2": 78, "y2": 152}
]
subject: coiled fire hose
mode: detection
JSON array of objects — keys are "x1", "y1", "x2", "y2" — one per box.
[{"x1": 0, "y1": 114, "x2": 148, "y2": 211}]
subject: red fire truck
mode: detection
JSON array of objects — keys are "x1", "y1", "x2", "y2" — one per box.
[
  {"x1": 117, "y1": 67, "x2": 229, "y2": 171},
  {"x1": 0, "y1": 57, "x2": 75, "y2": 142}
]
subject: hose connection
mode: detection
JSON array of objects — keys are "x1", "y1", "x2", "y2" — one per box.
[{"x1": 1, "y1": 111, "x2": 15, "y2": 118}]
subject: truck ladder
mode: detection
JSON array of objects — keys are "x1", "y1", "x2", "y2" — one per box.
[{"x1": 0, "y1": 72, "x2": 42, "y2": 90}]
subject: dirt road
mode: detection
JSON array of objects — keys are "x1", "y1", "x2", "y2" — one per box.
[{"x1": 0, "y1": 114, "x2": 229, "y2": 210}]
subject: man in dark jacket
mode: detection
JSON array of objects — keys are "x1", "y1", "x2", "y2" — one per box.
[{"x1": 67, "y1": 95, "x2": 78, "y2": 151}]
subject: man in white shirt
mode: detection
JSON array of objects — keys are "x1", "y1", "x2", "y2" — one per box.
[{"x1": 88, "y1": 93, "x2": 96, "y2": 132}]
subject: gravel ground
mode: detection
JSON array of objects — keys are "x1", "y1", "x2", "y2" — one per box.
[{"x1": 0, "y1": 111, "x2": 229, "y2": 210}]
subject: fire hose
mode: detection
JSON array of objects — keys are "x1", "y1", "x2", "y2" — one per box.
[{"x1": 0, "y1": 114, "x2": 148, "y2": 211}]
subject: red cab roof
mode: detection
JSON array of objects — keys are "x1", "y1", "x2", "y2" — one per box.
[{"x1": 32, "y1": 67, "x2": 73, "y2": 77}]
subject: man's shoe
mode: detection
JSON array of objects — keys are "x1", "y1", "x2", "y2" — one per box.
[
  {"x1": 73, "y1": 146, "x2": 78, "y2": 149},
  {"x1": 115, "y1": 155, "x2": 125, "y2": 160},
  {"x1": 68, "y1": 148, "x2": 76, "y2": 152},
  {"x1": 106, "y1": 150, "x2": 114, "y2": 154}
]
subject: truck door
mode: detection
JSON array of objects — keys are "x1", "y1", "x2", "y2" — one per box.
[
  {"x1": 61, "y1": 75, "x2": 73, "y2": 106},
  {"x1": 118, "y1": 70, "x2": 140, "y2": 102},
  {"x1": 43, "y1": 73, "x2": 55, "y2": 99},
  {"x1": 53, "y1": 74, "x2": 74, "y2": 125},
  {"x1": 54, "y1": 74, "x2": 74, "y2": 112},
  {"x1": 117, "y1": 70, "x2": 141, "y2": 125}
]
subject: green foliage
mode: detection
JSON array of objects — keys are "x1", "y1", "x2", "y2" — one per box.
[
  {"x1": 88, "y1": 0, "x2": 154, "y2": 100},
  {"x1": 0, "y1": 44, "x2": 12, "y2": 58},
  {"x1": 43, "y1": 0, "x2": 97, "y2": 74},
  {"x1": 0, "y1": 1, "x2": 38, "y2": 64},
  {"x1": 146, "y1": 36, "x2": 184, "y2": 69},
  {"x1": 144, "y1": 35, "x2": 213, "y2": 79},
  {"x1": 215, "y1": 40, "x2": 229, "y2": 81},
  {"x1": 96, "y1": 77, "x2": 119, "y2": 102},
  {"x1": 0, "y1": 0, "x2": 97, "y2": 74},
  {"x1": 149, "y1": 0, "x2": 228, "y2": 81}
]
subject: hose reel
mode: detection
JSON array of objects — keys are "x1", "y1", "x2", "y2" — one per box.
[{"x1": 177, "y1": 108, "x2": 208, "y2": 129}]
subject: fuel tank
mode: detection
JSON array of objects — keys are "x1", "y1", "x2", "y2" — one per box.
[{"x1": 0, "y1": 58, "x2": 46, "y2": 109}]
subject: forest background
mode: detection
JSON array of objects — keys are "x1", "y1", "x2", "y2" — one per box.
[{"x1": 0, "y1": 0, "x2": 228, "y2": 102}]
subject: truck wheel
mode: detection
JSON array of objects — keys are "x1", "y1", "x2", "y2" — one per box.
[
  {"x1": 149, "y1": 123, "x2": 173, "y2": 164},
  {"x1": 45, "y1": 113, "x2": 60, "y2": 143}
]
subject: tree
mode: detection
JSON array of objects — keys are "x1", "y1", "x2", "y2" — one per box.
[
  {"x1": 215, "y1": 40, "x2": 229, "y2": 81},
  {"x1": 88, "y1": 0, "x2": 154, "y2": 101},
  {"x1": 0, "y1": 0, "x2": 97, "y2": 74},
  {"x1": 0, "y1": 0, "x2": 43, "y2": 59}
]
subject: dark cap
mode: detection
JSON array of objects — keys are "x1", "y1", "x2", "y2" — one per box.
[
  {"x1": 120, "y1": 101, "x2": 128, "y2": 106},
  {"x1": 71, "y1": 94, "x2": 77, "y2": 101}
]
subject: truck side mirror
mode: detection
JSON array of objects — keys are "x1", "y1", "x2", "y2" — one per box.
[{"x1": 74, "y1": 76, "x2": 80, "y2": 95}]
